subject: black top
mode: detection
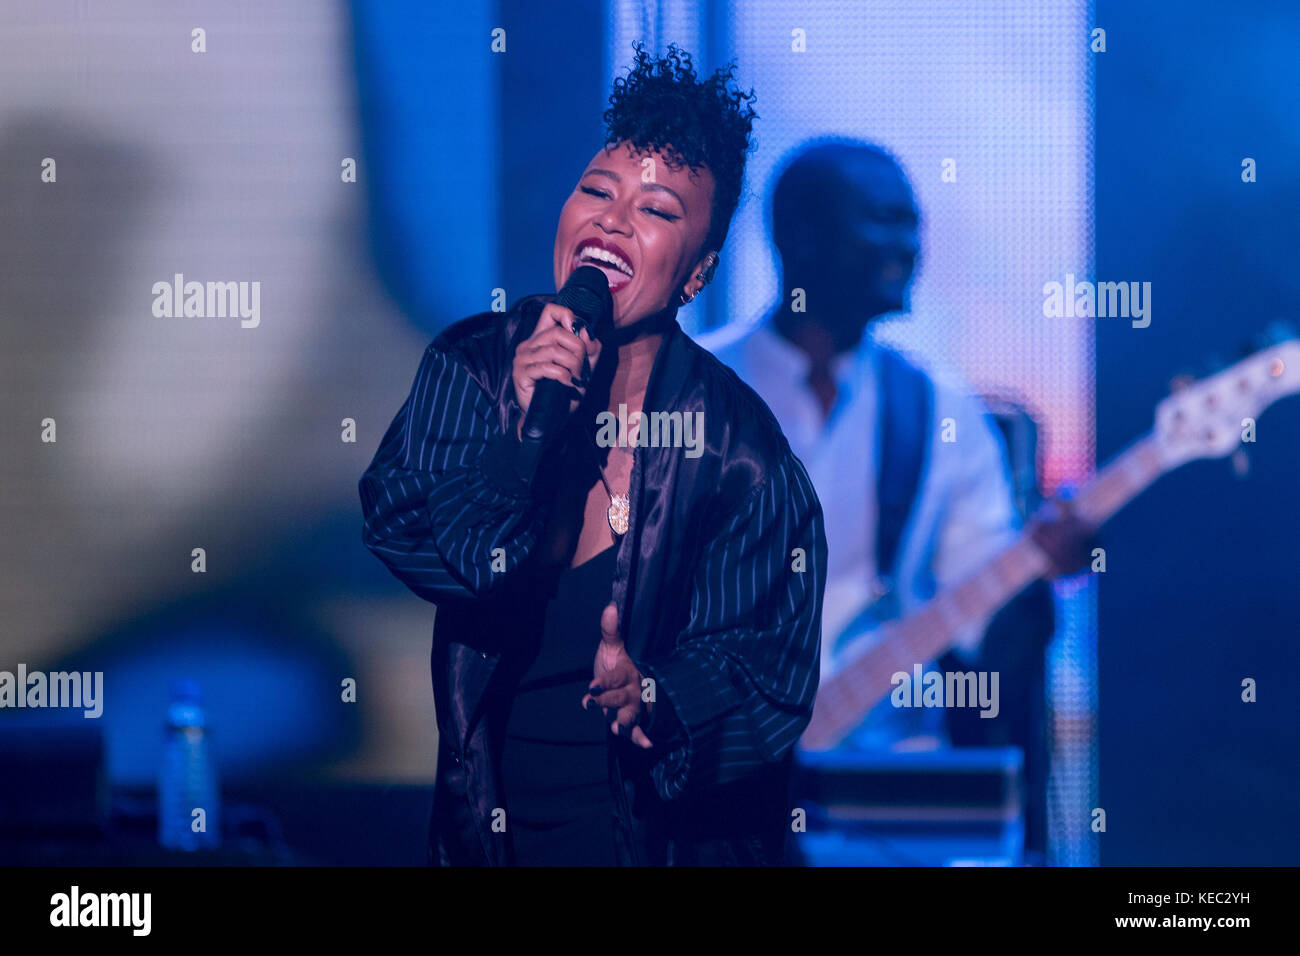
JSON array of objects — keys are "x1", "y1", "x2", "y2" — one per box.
[
  {"x1": 499, "y1": 545, "x2": 618, "y2": 834},
  {"x1": 506, "y1": 545, "x2": 616, "y2": 745}
]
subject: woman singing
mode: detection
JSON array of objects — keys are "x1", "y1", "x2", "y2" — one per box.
[{"x1": 359, "y1": 43, "x2": 826, "y2": 866}]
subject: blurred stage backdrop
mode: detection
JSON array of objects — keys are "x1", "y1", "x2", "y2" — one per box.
[{"x1": 1, "y1": 0, "x2": 1296, "y2": 865}]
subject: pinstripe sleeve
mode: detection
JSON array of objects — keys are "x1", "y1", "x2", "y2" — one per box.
[
  {"x1": 358, "y1": 343, "x2": 546, "y2": 602},
  {"x1": 636, "y1": 449, "x2": 826, "y2": 800}
]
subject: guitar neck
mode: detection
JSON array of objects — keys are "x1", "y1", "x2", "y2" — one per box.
[
  {"x1": 806, "y1": 433, "x2": 1168, "y2": 750},
  {"x1": 1072, "y1": 433, "x2": 1167, "y2": 527}
]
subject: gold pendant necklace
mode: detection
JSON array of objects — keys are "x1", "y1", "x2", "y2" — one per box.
[
  {"x1": 584, "y1": 422, "x2": 630, "y2": 536},
  {"x1": 592, "y1": 444, "x2": 630, "y2": 536},
  {"x1": 606, "y1": 491, "x2": 629, "y2": 535}
]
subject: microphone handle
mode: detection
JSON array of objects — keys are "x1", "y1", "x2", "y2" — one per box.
[
  {"x1": 522, "y1": 376, "x2": 578, "y2": 441},
  {"x1": 516, "y1": 367, "x2": 583, "y2": 483}
]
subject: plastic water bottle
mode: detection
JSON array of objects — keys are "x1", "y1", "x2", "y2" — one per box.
[{"x1": 157, "y1": 679, "x2": 221, "y2": 851}]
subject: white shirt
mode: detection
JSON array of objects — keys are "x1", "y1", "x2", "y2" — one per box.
[{"x1": 701, "y1": 320, "x2": 1021, "y2": 748}]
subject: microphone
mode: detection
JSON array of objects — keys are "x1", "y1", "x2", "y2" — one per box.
[{"x1": 516, "y1": 265, "x2": 612, "y2": 481}]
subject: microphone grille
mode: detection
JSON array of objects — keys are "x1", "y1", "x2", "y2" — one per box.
[{"x1": 555, "y1": 265, "x2": 613, "y2": 335}]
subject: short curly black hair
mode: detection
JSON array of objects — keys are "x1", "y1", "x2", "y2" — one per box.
[{"x1": 602, "y1": 42, "x2": 757, "y2": 258}]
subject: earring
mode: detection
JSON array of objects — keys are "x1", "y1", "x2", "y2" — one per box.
[
  {"x1": 678, "y1": 253, "x2": 719, "y2": 305},
  {"x1": 699, "y1": 252, "x2": 719, "y2": 284}
]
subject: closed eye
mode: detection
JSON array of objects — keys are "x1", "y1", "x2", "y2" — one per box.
[{"x1": 581, "y1": 186, "x2": 680, "y2": 221}]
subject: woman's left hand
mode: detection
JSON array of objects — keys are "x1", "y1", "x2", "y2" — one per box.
[{"x1": 581, "y1": 602, "x2": 653, "y2": 749}]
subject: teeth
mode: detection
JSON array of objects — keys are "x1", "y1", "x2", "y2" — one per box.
[{"x1": 578, "y1": 245, "x2": 633, "y2": 277}]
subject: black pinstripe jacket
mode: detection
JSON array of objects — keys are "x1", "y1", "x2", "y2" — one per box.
[{"x1": 359, "y1": 295, "x2": 826, "y2": 865}]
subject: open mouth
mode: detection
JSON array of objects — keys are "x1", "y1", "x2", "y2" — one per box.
[{"x1": 572, "y1": 238, "x2": 634, "y2": 293}]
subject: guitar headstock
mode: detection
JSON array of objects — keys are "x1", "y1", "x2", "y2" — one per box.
[{"x1": 1153, "y1": 339, "x2": 1300, "y2": 468}]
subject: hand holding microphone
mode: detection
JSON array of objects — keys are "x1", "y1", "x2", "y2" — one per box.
[
  {"x1": 512, "y1": 266, "x2": 612, "y2": 480},
  {"x1": 511, "y1": 303, "x2": 602, "y2": 430}
]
